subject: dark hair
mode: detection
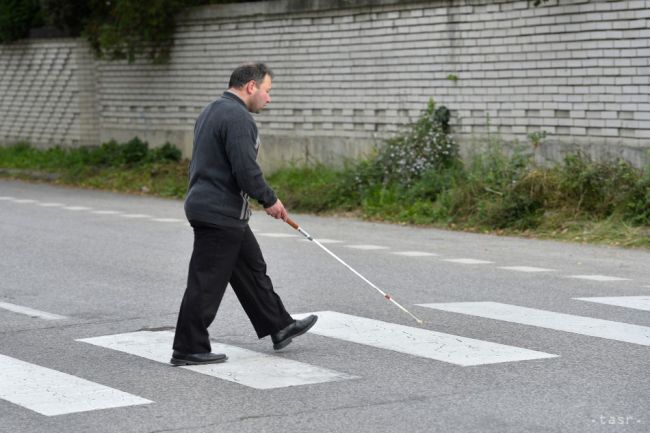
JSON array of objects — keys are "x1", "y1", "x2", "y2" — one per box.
[{"x1": 228, "y1": 63, "x2": 273, "y2": 88}]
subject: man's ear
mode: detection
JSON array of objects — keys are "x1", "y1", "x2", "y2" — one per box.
[{"x1": 245, "y1": 80, "x2": 257, "y2": 95}]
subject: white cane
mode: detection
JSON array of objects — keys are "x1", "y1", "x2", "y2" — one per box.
[{"x1": 285, "y1": 217, "x2": 424, "y2": 325}]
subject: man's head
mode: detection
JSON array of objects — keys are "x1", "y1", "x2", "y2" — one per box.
[{"x1": 228, "y1": 63, "x2": 273, "y2": 113}]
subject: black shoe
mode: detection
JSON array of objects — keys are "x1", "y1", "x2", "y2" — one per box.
[
  {"x1": 271, "y1": 315, "x2": 318, "y2": 351},
  {"x1": 170, "y1": 351, "x2": 227, "y2": 366}
]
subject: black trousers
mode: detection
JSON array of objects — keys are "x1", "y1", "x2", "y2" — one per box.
[{"x1": 172, "y1": 220, "x2": 294, "y2": 354}]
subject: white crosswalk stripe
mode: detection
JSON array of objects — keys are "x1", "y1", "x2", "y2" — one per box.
[
  {"x1": 391, "y1": 251, "x2": 438, "y2": 257},
  {"x1": 574, "y1": 296, "x2": 650, "y2": 312},
  {"x1": 119, "y1": 213, "x2": 151, "y2": 219},
  {"x1": 90, "y1": 210, "x2": 122, "y2": 215},
  {"x1": 345, "y1": 244, "x2": 389, "y2": 250},
  {"x1": 499, "y1": 266, "x2": 555, "y2": 273},
  {"x1": 568, "y1": 275, "x2": 630, "y2": 282},
  {"x1": 0, "y1": 302, "x2": 66, "y2": 320},
  {"x1": 443, "y1": 258, "x2": 493, "y2": 264},
  {"x1": 62, "y1": 206, "x2": 93, "y2": 211},
  {"x1": 256, "y1": 232, "x2": 299, "y2": 238},
  {"x1": 417, "y1": 302, "x2": 650, "y2": 346},
  {"x1": 0, "y1": 354, "x2": 151, "y2": 416},
  {"x1": 293, "y1": 311, "x2": 557, "y2": 366},
  {"x1": 299, "y1": 238, "x2": 343, "y2": 244},
  {"x1": 78, "y1": 331, "x2": 356, "y2": 390}
]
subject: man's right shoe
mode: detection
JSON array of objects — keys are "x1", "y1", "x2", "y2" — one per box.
[
  {"x1": 271, "y1": 314, "x2": 318, "y2": 351},
  {"x1": 170, "y1": 351, "x2": 227, "y2": 366}
]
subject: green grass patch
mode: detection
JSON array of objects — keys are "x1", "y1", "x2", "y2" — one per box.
[
  {"x1": 265, "y1": 149, "x2": 650, "y2": 249},
  {"x1": 0, "y1": 138, "x2": 187, "y2": 198},
  {"x1": 2, "y1": 123, "x2": 649, "y2": 249}
]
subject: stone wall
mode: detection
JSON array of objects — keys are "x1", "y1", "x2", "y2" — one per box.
[
  {"x1": 1, "y1": 0, "x2": 649, "y2": 170},
  {"x1": 0, "y1": 39, "x2": 99, "y2": 149}
]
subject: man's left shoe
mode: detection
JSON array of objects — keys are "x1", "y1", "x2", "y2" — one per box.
[
  {"x1": 170, "y1": 351, "x2": 227, "y2": 366},
  {"x1": 271, "y1": 315, "x2": 318, "y2": 351}
]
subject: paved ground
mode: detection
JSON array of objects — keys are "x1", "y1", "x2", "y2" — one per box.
[{"x1": 0, "y1": 179, "x2": 648, "y2": 433}]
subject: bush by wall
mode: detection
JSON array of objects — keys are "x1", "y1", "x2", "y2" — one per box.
[
  {"x1": 267, "y1": 102, "x2": 650, "y2": 247},
  {"x1": 1, "y1": 111, "x2": 648, "y2": 248}
]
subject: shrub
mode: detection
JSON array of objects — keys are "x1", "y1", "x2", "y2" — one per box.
[
  {"x1": 79, "y1": 138, "x2": 182, "y2": 166},
  {"x1": 555, "y1": 153, "x2": 642, "y2": 218},
  {"x1": 372, "y1": 99, "x2": 458, "y2": 187},
  {"x1": 622, "y1": 171, "x2": 650, "y2": 226},
  {"x1": 0, "y1": 139, "x2": 182, "y2": 169},
  {"x1": 91, "y1": 140, "x2": 124, "y2": 166},
  {"x1": 150, "y1": 142, "x2": 182, "y2": 162},
  {"x1": 406, "y1": 161, "x2": 465, "y2": 202},
  {"x1": 121, "y1": 137, "x2": 149, "y2": 164}
]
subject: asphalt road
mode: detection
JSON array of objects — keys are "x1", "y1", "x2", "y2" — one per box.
[{"x1": 1, "y1": 179, "x2": 648, "y2": 433}]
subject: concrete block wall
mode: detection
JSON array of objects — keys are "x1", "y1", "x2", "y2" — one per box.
[
  {"x1": 1, "y1": 0, "x2": 649, "y2": 169},
  {"x1": 0, "y1": 39, "x2": 98, "y2": 148}
]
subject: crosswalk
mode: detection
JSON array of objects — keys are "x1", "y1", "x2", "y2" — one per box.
[
  {"x1": 574, "y1": 296, "x2": 650, "y2": 312},
  {"x1": 292, "y1": 311, "x2": 557, "y2": 366},
  {"x1": 417, "y1": 301, "x2": 650, "y2": 346},
  {"x1": 0, "y1": 354, "x2": 151, "y2": 416},
  {"x1": 78, "y1": 330, "x2": 356, "y2": 389},
  {"x1": 2, "y1": 296, "x2": 649, "y2": 417}
]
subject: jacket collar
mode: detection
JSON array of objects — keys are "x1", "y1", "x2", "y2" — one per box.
[{"x1": 223, "y1": 91, "x2": 247, "y2": 109}]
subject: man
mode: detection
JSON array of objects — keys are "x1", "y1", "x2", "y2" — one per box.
[{"x1": 171, "y1": 63, "x2": 317, "y2": 366}]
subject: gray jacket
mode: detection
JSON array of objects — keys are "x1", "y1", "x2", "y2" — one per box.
[{"x1": 184, "y1": 92, "x2": 277, "y2": 227}]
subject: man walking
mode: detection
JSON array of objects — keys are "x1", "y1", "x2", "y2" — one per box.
[{"x1": 171, "y1": 63, "x2": 317, "y2": 366}]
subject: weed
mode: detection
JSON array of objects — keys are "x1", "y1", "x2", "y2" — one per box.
[
  {"x1": 2, "y1": 109, "x2": 648, "y2": 249},
  {"x1": 372, "y1": 99, "x2": 458, "y2": 187}
]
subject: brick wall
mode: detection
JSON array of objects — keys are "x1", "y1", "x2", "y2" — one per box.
[
  {"x1": 0, "y1": 39, "x2": 98, "y2": 149},
  {"x1": 1, "y1": 0, "x2": 649, "y2": 169}
]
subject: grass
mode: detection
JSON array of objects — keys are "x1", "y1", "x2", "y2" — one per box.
[
  {"x1": 264, "y1": 140, "x2": 650, "y2": 249},
  {"x1": 0, "y1": 139, "x2": 188, "y2": 198},
  {"x1": 1, "y1": 138, "x2": 649, "y2": 249}
]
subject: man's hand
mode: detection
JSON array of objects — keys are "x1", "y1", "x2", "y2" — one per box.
[{"x1": 265, "y1": 199, "x2": 288, "y2": 221}]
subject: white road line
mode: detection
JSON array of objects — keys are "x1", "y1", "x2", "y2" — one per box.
[
  {"x1": 150, "y1": 218, "x2": 184, "y2": 223},
  {"x1": 119, "y1": 214, "x2": 151, "y2": 219},
  {"x1": 443, "y1": 258, "x2": 493, "y2": 264},
  {"x1": 344, "y1": 245, "x2": 390, "y2": 250},
  {"x1": 256, "y1": 233, "x2": 299, "y2": 238},
  {"x1": 293, "y1": 311, "x2": 556, "y2": 366},
  {"x1": 78, "y1": 331, "x2": 355, "y2": 390},
  {"x1": 418, "y1": 302, "x2": 650, "y2": 347},
  {"x1": 12, "y1": 199, "x2": 37, "y2": 204},
  {"x1": 391, "y1": 251, "x2": 438, "y2": 257},
  {"x1": 0, "y1": 196, "x2": 16, "y2": 200},
  {"x1": 574, "y1": 296, "x2": 650, "y2": 312},
  {"x1": 499, "y1": 266, "x2": 555, "y2": 273},
  {"x1": 568, "y1": 275, "x2": 631, "y2": 282},
  {"x1": 91, "y1": 210, "x2": 122, "y2": 215},
  {"x1": 62, "y1": 206, "x2": 93, "y2": 211},
  {"x1": 0, "y1": 354, "x2": 152, "y2": 416},
  {"x1": 36, "y1": 202, "x2": 65, "y2": 207},
  {"x1": 0, "y1": 302, "x2": 67, "y2": 320},
  {"x1": 300, "y1": 238, "x2": 343, "y2": 244}
]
